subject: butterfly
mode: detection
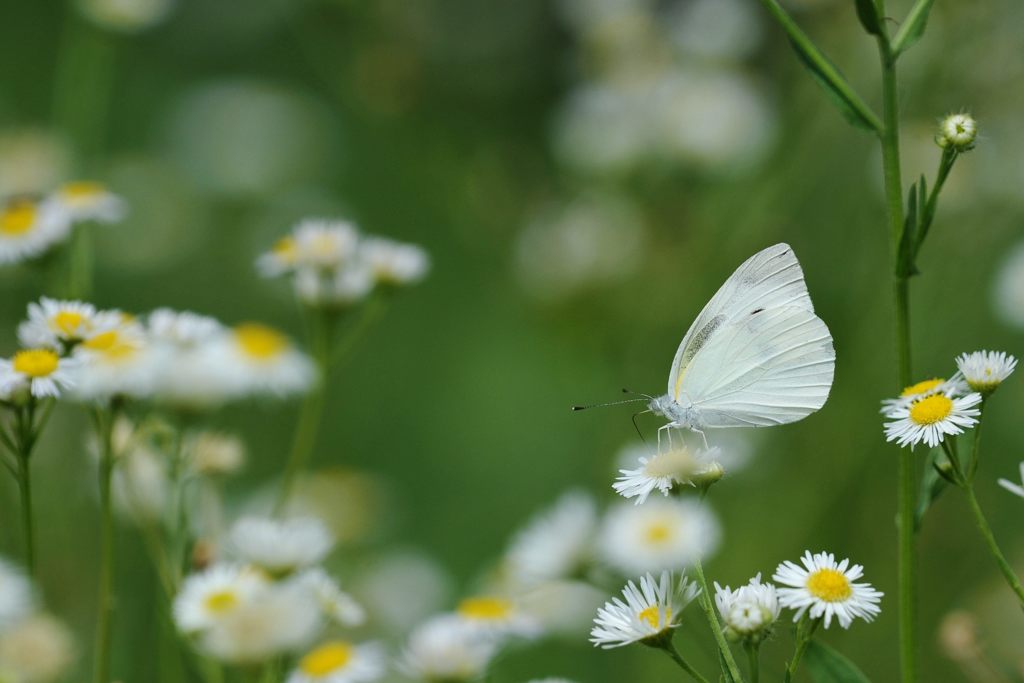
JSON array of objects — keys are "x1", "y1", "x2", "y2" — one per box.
[{"x1": 647, "y1": 243, "x2": 835, "y2": 442}]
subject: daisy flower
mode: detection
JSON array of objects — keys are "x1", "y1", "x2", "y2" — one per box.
[
  {"x1": 17, "y1": 298, "x2": 100, "y2": 349},
  {"x1": 401, "y1": 614, "x2": 497, "y2": 682},
  {"x1": 0, "y1": 197, "x2": 68, "y2": 265},
  {"x1": 70, "y1": 319, "x2": 160, "y2": 401},
  {"x1": 294, "y1": 263, "x2": 375, "y2": 308},
  {"x1": 209, "y1": 323, "x2": 316, "y2": 398},
  {"x1": 505, "y1": 491, "x2": 596, "y2": 585},
  {"x1": 0, "y1": 612, "x2": 76, "y2": 682},
  {"x1": 0, "y1": 348, "x2": 77, "y2": 398},
  {"x1": 359, "y1": 236, "x2": 430, "y2": 287},
  {"x1": 613, "y1": 445, "x2": 723, "y2": 504},
  {"x1": 287, "y1": 641, "x2": 385, "y2": 683},
  {"x1": 955, "y1": 350, "x2": 1017, "y2": 396},
  {"x1": 173, "y1": 564, "x2": 268, "y2": 633},
  {"x1": 880, "y1": 375, "x2": 966, "y2": 414},
  {"x1": 455, "y1": 595, "x2": 541, "y2": 638},
  {"x1": 257, "y1": 235, "x2": 300, "y2": 277},
  {"x1": 590, "y1": 571, "x2": 700, "y2": 648},
  {"x1": 147, "y1": 308, "x2": 225, "y2": 347},
  {"x1": 45, "y1": 181, "x2": 125, "y2": 223},
  {"x1": 273, "y1": 219, "x2": 361, "y2": 272},
  {"x1": 714, "y1": 573, "x2": 780, "y2": 641},
  {"x1": 883, "y1": 391, "x2": 982, "y2": 449},
  {"x1": 185, "y1": 430, "x2": 246, "y2": 476},
  {"x1": 773, "y1": 551, "x2": 882, "y2": 629},
  {"x1": 997, "y1": 462, "x2": 1024, "y2": 499},
  {"x1": 229, "y1": 516, "x2": 334, "y2": 575},
  {"x1": 598, "y1": 498, "x2": 720, "y2": 576}
]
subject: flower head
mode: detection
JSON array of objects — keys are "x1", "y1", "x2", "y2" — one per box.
[
  {"x1": 0, "y1": 560, "x2": 34, "y2": 629},
  {"x1": 0, "y1": 197, "x2": 68, "y2": 265},
  {"x1": 613, "y1": 445, "x2": 723, "y2": 504},
  {"x1": 714, "y1": 573, "x2": 780, "y2": 642},
  {"x1": 209, "y1": 323, "x2": 316, "y2": 399},
  {"x1": 598, "y1": 498, "x2": 720, "y2": 576},
  {"x1": 505, "y1": 491, "x2": 596, "y2": 585},
  {"x1": 401, "y1": 615, "x2": 497, "y2": 682},
  {"x1": 18, "y1": 298, "x2": 101, "y2": 349},
  {"x1": 455, "y1": 595, "x2": 541, "y2": 639},
  {"x1": 0, "y1": 348, "x2": 77, "y2": 399},
  {"x1": 46, "y1": 181, "x2": 125, "y2": 223},
  {"x1": 880, "y1": 375, "x2": 965, "y2": 414},
  {"x1": 773, "y1": 551, "x2": 882, "y2": 629},
  {"x1": 937, "y1": 113, "x2": 977, "y2": 152},
  {"x1": 359, "y1": 236, "x2": 430, "y2": 287},
  {"x1": 590, "y1": 571, "x2": 700, "y2": 648},
  {"x1": 287, "y1": 641, "x2": 385, "y2": 683},
  {"x1": 883, "y1": 391, "x2": 982, "y2": 449},
  {"x1": 229, "y1": 516, "x2": 334, "y2": 575},
  {"x1": 955, "y1": 350, "x2": 1016, "y2": 396},
  {"x1": 173, "y1": 564, "x2": 269, "y2": 634}
]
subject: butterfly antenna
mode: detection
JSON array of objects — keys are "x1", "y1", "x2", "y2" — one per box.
[
  {"x1": 621, "y1": 387, "x2": 655, "y2": 400},
  {"x1": 631, "y1": 410, "x2": 649, "y2": 444},
  {"x1": 571, "y1": 397, "x2": 648, "y2": 412}
]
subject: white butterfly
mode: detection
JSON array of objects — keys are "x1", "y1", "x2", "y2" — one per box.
[{"x1": 648, "y1": 243, "x2": 835, "y2": 441}]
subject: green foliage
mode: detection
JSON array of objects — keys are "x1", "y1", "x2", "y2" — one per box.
[
  {"x1": 891, "y1": 0, "x2": 938, "y2": 57},
  {"x1": 804, "y1": 641, "x2": 872, "y2": 683},
  {"x1": 787, "y1": 39, "x2": 878, "y2": 132},
  {"x1": 852, "y1": 0, "x2": 882, "y2": 36}
]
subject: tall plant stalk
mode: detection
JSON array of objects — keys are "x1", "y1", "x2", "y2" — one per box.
[{"x1": 93, "y1": 408, "x2": 117, "y2": 683}]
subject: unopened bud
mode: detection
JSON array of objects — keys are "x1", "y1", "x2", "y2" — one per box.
[{"x1": 936, "y1": 113, "x2": 977, "y2": 152}]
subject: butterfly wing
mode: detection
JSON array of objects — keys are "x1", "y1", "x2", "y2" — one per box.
[
  {"x1": 667, "y1": 243, "x2": 814, "y2": 401},
  {"x1": 678, "y1": 305, "x2": 835, "y2": 427}
]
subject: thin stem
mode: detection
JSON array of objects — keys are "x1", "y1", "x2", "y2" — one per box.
[
  {"x1": 664, "y1": 640, "x2": 712, "y2": 683},
  {"x1": 69, "y1": 225, "x2": 95, "y2": 300},
  {"x1": 692, "y1": 559, "x2": 744, "y2": 683},
  {"x1": 745, "y1": 643, "x2": 760, "y2": 683},
  {"x1": 784, "y1": 617, "x2": 820, "y2": 683},
  {"x1": 967, "y1": 401, "x2": 985, "y2": 483},
  {"x1": 962, "y1": 484, "x2": 1024, "y2": 604},
  {"x1": 93, "y1": 409, "x2": 116, "y2": 683},
  {"x1": 15, "y1": 449, "x2": 34, "y2": 575}
]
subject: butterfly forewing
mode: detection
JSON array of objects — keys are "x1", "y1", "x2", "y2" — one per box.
[
  {"x1": 680, "y1": 306, "x2": 835, "y2": 427},
  {"x1": 668, "y1": 243, "x2": 814, "y2": 401}
]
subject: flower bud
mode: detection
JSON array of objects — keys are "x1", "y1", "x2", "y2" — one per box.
[{"x1": 936, "y1": 113, "x2": 977, "y2": 152}]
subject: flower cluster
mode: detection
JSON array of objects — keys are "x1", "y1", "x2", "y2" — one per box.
[
  {"x1": 0, "y1": 181, "x2": 124, "y2": 265},
  {"x1": 257, "y1": 218, "x2": 429, "y2": 308},
  {"x1": 0, "y1": 298, "x2": 315, "y2": 408},
  {"x1": 174, "y1": 515, "x2": 380, "y2": 679},
  {"x1": 882, "y1": 350, "x2": 1015, "y2": 449}
]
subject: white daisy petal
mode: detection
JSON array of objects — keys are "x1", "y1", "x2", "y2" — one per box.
[{"x1": 773, "y1": 551, "x2": 882, "y2": 630}]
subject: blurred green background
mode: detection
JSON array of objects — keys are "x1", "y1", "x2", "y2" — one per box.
[{"x1": 1, "y1": 0, "x2": 1023, "y2": 680}]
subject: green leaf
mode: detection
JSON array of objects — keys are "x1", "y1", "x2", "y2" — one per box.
[
  {"x1": 853, "y1": 0, "x2": 882, "y2": 35},
  {"x1": 896, "y1": 181, "x2": 919, "y2": 278},
  {"x1": 787, "y1": 39, "x2": 876, "y2": 131},
  {"x1": 915, "y1": 449, "x2": 950, "y2": 530},
  {"x1": 891, "y1": 0, "x2": 937, "y2": 57},
  {"x1": 718, "y1": 651, "x2": 738, "y2": 683},
  {"x1": 805, "y1": 641, "x2": 872, "y2": 682}
]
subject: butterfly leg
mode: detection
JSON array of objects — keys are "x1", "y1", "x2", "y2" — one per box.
[{"x1": 692, "y1": 428, "x2": 709, "y2": 450}]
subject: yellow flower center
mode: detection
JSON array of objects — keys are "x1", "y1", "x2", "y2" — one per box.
[
  {"x1": 644, "y1": 521, "x2": 673, "y2": 544},
  {"x1": 61, "y1": 181, "x2": 106, "y2": 202},
  {"x1": 638, "y1": 605, "x2": 671, "y2": 630},
  {"x1": 299, "y1": 641, "x2": 354, "y2": 676},
  {"x1": 457, "y1": 596, "x2": 513, "y2": 621},
  {"x1": 272, "y1": 236, "x2": 297, "y2": 262},
  {"x1": 806, "y1": 568, "x2": 852, "y2": 602},
  {"x1": 0, "y1": 202, "x2": 37, "y2": 236},
  {"x1": 82, "y1": 330, "x2": 119, "y2": 352},
  {"x1": 203, "y1": 590, "x2": 238, "y2": 613},
  {"x1": 53, "y1": 311, "x2": 85, "y2": 335},
  {"x1": 12, "y1": 349, "x2": 59, "y2": 378},
  {"x1": 909, "y1": 394, "x2": 954, "y2": 425},
  {"x1": 644, "y1": 448, "x2": 696, "y2": 479},
  {"x1": 900, "y1": 378, "x2": 943, "y2": 397},
  {"x1": 235, "y1": 323, "x2": 287, "y2": 360}
]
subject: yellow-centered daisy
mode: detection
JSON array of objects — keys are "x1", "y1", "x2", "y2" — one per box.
[{"x1": 773, "y1": 551, "x2": 882, "y2": 629}]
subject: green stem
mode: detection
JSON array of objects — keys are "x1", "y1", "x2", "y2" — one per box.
[
  {"x1": 745, "y1": 643, "x2": 760, "y2": 683},
  {"x1": 967, "y1": 402, "x2": 985, "y2": 483},
  {"x1": 94, "y1": 409, "x2": 116, "y2": 683},
  {"x1": 692, "y1": 559, "x2": 744, "y2": 682},
  {"x1": 755, "y1": 0, "x2": 883, "y2": 134},
  {"x1": 69, "y1": 224, "x2": 95, "y2": 300},
  {"x1": 15, "y1": 449, "x2": 34, "y2": 575},
  {"x1": 962, "y1": 484, "x2": 1024, "y2": 604},
  {"x1": 875, "y1": 13, "x2": 917, "y2": 681},
  {"x1": 664, "y1": 640, "x2": 712, "y2": 683},
  {"x1": 784, "y1": 617, "x2": 820, "y2": 682}
]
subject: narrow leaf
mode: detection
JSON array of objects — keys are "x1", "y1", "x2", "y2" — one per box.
[
  {"x1": 915, "y1": 449, "x2": 949, "y2": 530},
  {"x1": 892, "y1": 0, "x2": 937, "y2": 57},
  {"x1": 853, "y1": 0, "x2": 882, "y2": 35},
  {"x1": 788, "y1": 39, "x2": 875, "y2": 131},
  {"x1": 805, "y1": 640, "x2": 872, "y2": 683},
  {"x1": 718, "y1": 651, "x2": 738, "y2": 683},
  {"x1": 896, "y1": 181, "x2": 919, "y2": 278}
]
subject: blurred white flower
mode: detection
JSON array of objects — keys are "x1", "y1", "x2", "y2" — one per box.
[
  {"x1": 350, "y1": 550, "x2": 453, "y2": 634},
  {"x1": 505, "y1": 491, "x2": 596, "y2": 585},
  {"x1": 515, "y1": 193, "x2": 647, "y2": 301},
  {"x1": 293, "y1": 569, "x2": 365, "y2": 627},
  {"x1": 70, "y1": 318, "x2": 161, "y2": 401},
  {"x1": 359, "y1": 236, "x2": 430, "y2": 287},
  {"x1": 287, "y1": 641, "x2": 385, "y2": 683},
  {"x1": 0, "y1": 129, "x2": 70, "y2": 197},
  {"x1": 206, "y1": 323, "x2": 316, "y2": 399},
  {"x1": 774, "y1": 551, "x2": 882, "y2": 629},
  {"x1": 76, "y1": 0, "x2": 175, "y2": 32},
  {"x1": 598, "y1": 498, "x2": 720, "y2": 576},
  {"x1": 552, "y1": 81, "x2": 653, "y2": 174},
  {"x1": 714, "y1": 573, "x2": 780, "y2": 641},
  {"x1": 401, "y1": 615, "x2": 497, "y2": 682},
  {"x1": 230, "y1": 516, "x2": 334, "y2": 574},
  {"x1": 44, "y1": 181, "x2": 125, "y2": 224},
  {"x1": 0, "y1": 198, "x2": 69, "y2": 266},
  {"x1": 294, "y1": 264, "x2": 375, "y2": 308},
  {"x1": 0, "y1": 349, "x2": 78, "y2": 399},
  {"x1": 614, "y1": 445, "x2": 723, "y2": 504},
  {"x1": 110, "y1": 434, "x2": 169, "y2": 523},
  {"x1": 590, "y1": 571, "x2": 699, "y2": 648},
  {"x1": 186, "y1": 430, "x2": 246, "y2": 476},
  {"x1": 667, "y1": 0, "x2": 761, "y2": 60},
  {"x1": 0, "y1": 613, "x2": 76, "y2": 683},
  {"x1": 455, "y1": 595, "x2": 542, "y2": 639},
  {"x1": 994, "y1": 242, "x2": 1024, "y2": 329},
  {"x1": 516, "y1": 580, "x2": 606, "y2": 638},
  {"x1": 0, "y1": 560, "x2": 34, "y2": 629},
  {"x1": 173, "y1": 564, "x2": 269, "y2": 634}
]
